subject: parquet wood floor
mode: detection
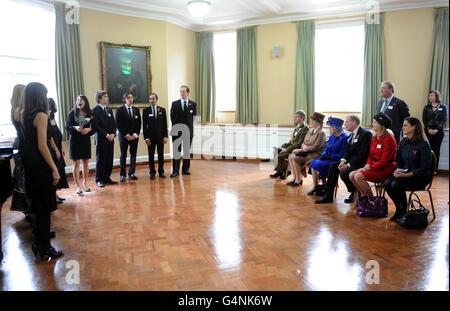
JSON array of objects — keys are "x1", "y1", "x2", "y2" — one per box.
[{"x1": 0, "y1": 160, "x2": 448, "y2": 291}]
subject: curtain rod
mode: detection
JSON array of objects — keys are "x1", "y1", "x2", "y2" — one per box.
[{"x1": 290, "y1": 13, "x2": 367, "y2": 24}]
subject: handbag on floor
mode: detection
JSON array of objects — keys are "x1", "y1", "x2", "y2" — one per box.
[
  {"x1": 397, "y1": 194, "x2": 429, "y2": 229},
  {"x1": 356, "y1": 195, "x2": 388, "y2": 217}
]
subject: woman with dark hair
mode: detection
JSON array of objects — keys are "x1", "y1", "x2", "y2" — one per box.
[
  {"x1": 384, "y1": 117, "x2": 432, "y2": 221},
  {"x1": 422, "y1": 90, "x2": 447, "y2": 175},
  {"x1": 66, "y1": 95, "x2": 96, "y2": 195},
  {"x1": 9, "y1": 84, "x2": 31, "y2": 215},
  {"x1": 349, "y1": 113, "x2": 397, "y2": 197},
  {"x1": 21, "y1": 82, "x2": 63, "y2": 260},
  {"x1": 48, "y1": 98, "x2": 69, "y2": 203}
]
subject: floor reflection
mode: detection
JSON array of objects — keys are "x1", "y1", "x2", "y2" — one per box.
[
  {"x1": 212, "y1": 190, "x2": 242, "y2": 271},
  {"x1": 425, "y1": 216, "x2": 449, "y2": 291},
  {"x1": 306, "y1": 226, "x2": 361, "y2": 291},
  {"x1": 2, "y1": 232, "x2": 36, "y2": 291}
]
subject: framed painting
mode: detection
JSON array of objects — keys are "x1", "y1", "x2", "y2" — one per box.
[{"x1": 100, "y1": 41, "x2": 152, "y2": 108}]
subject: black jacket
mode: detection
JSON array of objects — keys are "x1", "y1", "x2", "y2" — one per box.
[
  {"x1": 397, "y1": 139, "x2": 433, "y2": 180},
  {"x1": 170, "y1": 99, "x2": 197, "y2": 137},
  {"x1": 92, "y1": 105, "x2": 116, "y2": 145},
  {"x1": 115, "y1": 105, "x2": 141, "y2": 139},
  {"x1": 142, "y1": 105, "x2": 168, "y2": 142},
  {"x1": 342, "y1": 126, "x2": 372, "y2": 169},
  {"x1": 376, "y1": 96, "x2": 410, "y2": 132}
]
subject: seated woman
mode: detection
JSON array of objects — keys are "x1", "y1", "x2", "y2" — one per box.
[
  {"x1": 384, "y1": 117, "x2": 432, "y2": 221},
  {"x1": 287, "y1": 112, "x2": 326, "y2": 186},
  {"x1": 308, "y1": 117, "x2": 348, "y2": 195},
  {"x1": 349, "y1": 113, "x2": 397, "y2": 197}
]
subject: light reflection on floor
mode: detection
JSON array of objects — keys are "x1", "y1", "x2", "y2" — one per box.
[{"x1": 306, "y1": 226, "x2": 361, "y2": 291}]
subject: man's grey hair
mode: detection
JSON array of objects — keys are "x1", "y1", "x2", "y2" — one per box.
[
  {"x1": 348, "y1": 115, "x2": 361, "y2": 125},
  {"x1": 295, "y1": 110, "x2": 306, "y2": 119},
  {"x1": 381, "y1": 81, "x2": 395, "y2": 93}
]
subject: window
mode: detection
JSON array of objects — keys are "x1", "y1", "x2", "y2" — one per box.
[
  {"x1": 315, "y1": 19, "x2": 364, "y2": 113},
  {"x1": 0, "y1": 0, "x2": 56, "y2": 138},
  {"x1": 213, "y1": 31, "x2": 237, "y2": 112}
]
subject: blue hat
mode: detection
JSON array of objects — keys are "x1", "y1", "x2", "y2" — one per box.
[{"x1": 326, "y1": 116, "x2": 344, "y2": 131}]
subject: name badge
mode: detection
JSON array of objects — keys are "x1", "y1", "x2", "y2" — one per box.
[
  {"x1": 438, "y1": 108, "x2": 443, "y2": 111},
  {"x1": 134, "y1": 116, "x2": 138, "y2": 119},
  {"x1": 387, "y1": 106, "x2": 393, "y2": 110},
  {"x1": 190, "y1": 110, "x2": 193, "y2": 113},
  {"x1": 354, "y1": 139, "x2": 358, "y2": 143},
  {"x1": 377, "y1": 144, "x2": 382, "y2": 149},
  {"x1": 84, "y1": 118, "x2": 90, "y2": 122},
  {"x1": 149, "y1": 114, "x2": 154, "y2": 117},
  {"x1": 108, "y1": 113, "x2": 111, "y2": 117},
  {"x1": 158, "y1": 112, "x2": 162, "y2": 115}
]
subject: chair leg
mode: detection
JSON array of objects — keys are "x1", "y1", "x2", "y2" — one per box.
[{"x1": 427, "y1": 190, "x2": 436, "y2": 221}]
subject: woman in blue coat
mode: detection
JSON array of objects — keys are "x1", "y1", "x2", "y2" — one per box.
[{"x1": 308, "y1": 117, "x2": 348, "y2": 195}]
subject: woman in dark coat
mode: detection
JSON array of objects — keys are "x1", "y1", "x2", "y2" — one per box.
[{"x1": 66, "y1": 95, "x2": 96, "y2": 195}]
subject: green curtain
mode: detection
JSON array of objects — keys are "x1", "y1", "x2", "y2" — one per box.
[
  {"x1": 294, "y1": 21, "x2": 315, "y2": 124},
  {"x1": 362, "y1": 14, "x2": 385, "y2": 126},
  {"x1": 236, "y1": 27, "x2": 258, "y2": 124},
  {"x1": 54, "y1": 2, "x2": 85, "y2": 140},
  {"x1": 196, "y1": 32, "x2": 216, "y2": 123},
  {"x1": 429, "y1": 8, "x2": 449, "y2": 120}
]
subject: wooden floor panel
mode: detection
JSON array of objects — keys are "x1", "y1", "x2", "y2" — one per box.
[{"x1": 0, "y1": 160, "x2": 448, "y2": 291}]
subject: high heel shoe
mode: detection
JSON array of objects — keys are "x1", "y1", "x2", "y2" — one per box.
[
  {"x1": 76, "y1": 187, "x2": 83, "y2": 195},
  {"x1": 32, "y1": 243, "x2": 64, "y2": 260}
]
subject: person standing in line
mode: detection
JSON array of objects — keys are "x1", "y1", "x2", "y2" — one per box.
[
  {"x1": 92, "y1": 90, "x2": 117, "y2": 187},
  {"x1": 66, "y1": 95, "x2": 96, "y2": 195},
  {"x1": 21, "y1": 82, "x2": 63, "y2": 260},
  {"x1": 170, "y1": 85, "x2": 196, "y2": 177},
  {"x1": 422, "y1": 90, "x2": 447, "y2": 175},
  {"x1": 143, "y1": 93, "x2": 168, "y2": 179},
  {"x1": 115, "y1": 92, "x2": 141, "y2": 182}
]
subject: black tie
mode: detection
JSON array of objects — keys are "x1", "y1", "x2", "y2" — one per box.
[
  {"x1": 348, "y1": 133, "x2": 354, "y2": 144},
  {"x1": 128, "y1": 107, "x2": 132, "y2": 118}
]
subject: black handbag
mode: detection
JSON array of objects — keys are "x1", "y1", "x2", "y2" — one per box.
[
  {"x1": 295, "y1": 152, "x2": 308, "y2": 157},
  {"x1": 397, "y1": 194, "x2": 429, "y2": 229}
]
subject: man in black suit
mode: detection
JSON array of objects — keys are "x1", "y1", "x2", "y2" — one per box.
[
  {"x1": 376, "y1": 81, "x2": 410, "y2": 143},
  {"x1": 115, "y1": 92, "x2": 141, "y2": 182},
  {"x1": 143, "y1": 93, "x2": 168, "y2": 179},
  {"x1": 170, "y1": 85, "x2": 196, "y2": 177},
  {"x1": 315, "y1": 115, "x2": 372, "y2": 204},
  {"x1": 92, "y1": 90, "x2": 117, "y2": 187}
]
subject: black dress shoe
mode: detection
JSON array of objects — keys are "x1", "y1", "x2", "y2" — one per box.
[
  {"x1": 344, "y1": 193, "x2": 354, "y2": 203},
  {"x1": 159, "y1": 173, "x2": 166, "y2": 178},
  {"x1": 279, "y1": 172, "x2": 286, "y2": 180},
  {"x1": 150, "y1": 174, "x2": 155, "y2": 180},
  {"x1": 307, "y1": 188, "x2": 316, "y2": 195},
  {"x1": 120, "y1": 176, "x2": 126, "y2": 182},
  {"x1": 49, "y1": 231, "x2": 56, "y2": 239},
  {"x1": 182, "y1": 171, "x2": 191, "y2": 175},
  {"x1": 106, "y1": 179, "x2": 118, "y2": 185},
  {"x1": 57, "y1": 197, "x2": 66, "y2": 201},
  {"x1": 96, "y1": 181, "x2": 105, "y2": 188},
  {"x1": 129, "y1": 174, "x2": 138, "y2": 180},
  {"x1": 270, "y1": 171, "x2": 281, "y2": 178},
  {"x1": 170, "y1": 172, "x2": 179, "y2": 178},
  {"x1": 315, "y1": 195, "x2": 333, "y2": 204}
]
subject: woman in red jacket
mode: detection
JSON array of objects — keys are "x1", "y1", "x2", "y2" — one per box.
[{"x1": 349, "y1": 113, "x2": 397, "y2": 197}]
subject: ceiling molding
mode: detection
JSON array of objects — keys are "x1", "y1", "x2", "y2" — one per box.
[{"x1": 68, "y1": 0, "x2": 449, "y2": 32}]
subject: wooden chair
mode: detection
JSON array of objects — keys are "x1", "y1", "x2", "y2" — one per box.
[{"x1": 406, "y1": 151, "x2": 437, "y2": 221}]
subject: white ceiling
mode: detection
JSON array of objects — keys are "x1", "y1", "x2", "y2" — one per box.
[{"x1": 74, "y1": 0, "x2": 448, "y2": 31}]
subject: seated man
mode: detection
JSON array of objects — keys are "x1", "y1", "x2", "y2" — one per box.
[
  {"x1": 270, "y1": 110, "x2": 309, "y2": 180},
  {"x1": 315, "y1": 115, "x2": 372, "y2": 204}
]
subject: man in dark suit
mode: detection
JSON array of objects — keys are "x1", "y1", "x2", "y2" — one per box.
[
  {"x1": 92, "y1": 90, "x2": 117, "y2": 187},
  {"x1": 376, "y1": 81, "x2": 410, "y2": 143},
  {"x1": 143, "y1": 93, "x2": 168, "y2": 179},
  {"x1": 170, "y1": 85, "x2": 196, "y2": 177},
  {"x1": 315, "y1": 115, "x2": 372, "y2": 204},
  {"x1": 115, "y1": 92, "x2": 141, "y2": 182}
]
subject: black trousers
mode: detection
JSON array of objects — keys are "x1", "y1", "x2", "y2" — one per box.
[
  {"x1": 119, "y1": 136, "x2": 138, "y2": 176},
  {"x1": 96, "y1": 140, "x2": 114, "y2": 182},
  {"x1": 33, "y1": 202, "x2": 51, "y2": 249},
  {"x1": 325, "y1": 161, "x2": 359, "y2": 196},
  {"x1": 383, "y1": 176, "x2": 429, "y2": 216},
  {"x1": 172, "y1": 134, "x2": 193, "y2": 173},
  {"x1": 148, "y1": 141, "x2": 165, "y2": 174},
  {"x1": 426, "y1": 128, "x2": 444, "y2": 171}
]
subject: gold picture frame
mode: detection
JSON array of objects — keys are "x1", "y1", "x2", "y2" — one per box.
[{"x1": 100, "y1": 41, "x2": 152, "y2": 108}]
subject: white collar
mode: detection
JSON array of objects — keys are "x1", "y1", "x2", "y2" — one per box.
[{"x1": 125, "y1": 104, "x2": 133, "y2": 109}]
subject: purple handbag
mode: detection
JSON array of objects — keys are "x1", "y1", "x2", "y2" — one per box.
[{"x1": 356, "y1": 196, "x2": 388, "y2": 217}]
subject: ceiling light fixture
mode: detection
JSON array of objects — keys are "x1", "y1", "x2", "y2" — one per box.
[{"x1": 187, "y1": 0, "x2": 211, "y2": 17}]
